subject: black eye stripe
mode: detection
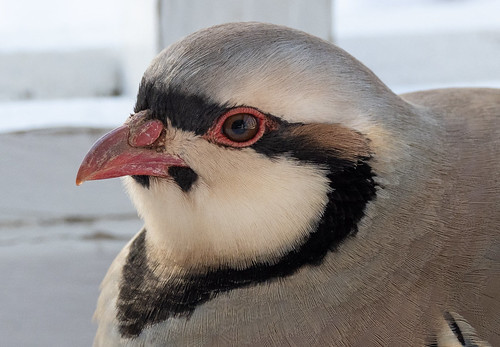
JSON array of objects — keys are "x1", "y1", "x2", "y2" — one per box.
[
  {"x1": 134, "y1": 88, "x2": 285, "y2": 147},
  {"x1": 134, "y1": 88, "x2": 228, "y2": 135}
]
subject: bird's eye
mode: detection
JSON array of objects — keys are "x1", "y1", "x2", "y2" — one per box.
[
  {"x1": 205, "y1": 106, "x2": 276, "y2": 148},
  {"x1": 223, "y1": 114, "x2": 259, "y2": 142}
]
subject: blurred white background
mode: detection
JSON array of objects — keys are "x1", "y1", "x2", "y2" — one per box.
[{"x1": 1, "y1": 0, "x2": 499, "y2": 132}]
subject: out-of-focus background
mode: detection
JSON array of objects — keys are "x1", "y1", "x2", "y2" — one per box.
[{"x1": 1, "y1": 0, "x2": 499, "y2": 345}]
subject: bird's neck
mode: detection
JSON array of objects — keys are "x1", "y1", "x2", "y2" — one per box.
[{"x1": 117, "y1": 155, "x2": 378, "y2": 338}]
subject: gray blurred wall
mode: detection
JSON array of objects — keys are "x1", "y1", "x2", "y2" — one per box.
[{"x1": 157, "y1": 0, "x2": 332, "y2": 48}]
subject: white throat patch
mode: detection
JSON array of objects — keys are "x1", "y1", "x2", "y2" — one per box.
[{"x1": 124, "y1": 134, "x2": 331, "y2": 269}]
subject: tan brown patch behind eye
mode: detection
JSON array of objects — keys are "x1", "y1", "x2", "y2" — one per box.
[{"x1": 288, "y1": 123, "x2": 372, "y2": 161}]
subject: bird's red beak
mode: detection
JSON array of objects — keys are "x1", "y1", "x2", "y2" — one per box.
[{"x1": 76, "y1": 112, "x2": 187, "y2": 185}]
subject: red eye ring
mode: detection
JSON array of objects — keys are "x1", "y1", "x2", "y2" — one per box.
[{"x1": 205, "y1": 107, "x2": 276, "y2": 147}]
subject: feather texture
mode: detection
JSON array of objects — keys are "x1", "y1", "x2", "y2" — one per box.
[{"x1": 82, "y1": 23, "x2": 500, "y2": 346}]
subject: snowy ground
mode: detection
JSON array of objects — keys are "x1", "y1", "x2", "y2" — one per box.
[{"x1": 1, "y1": 1, "x2": 499, "y2": 346}]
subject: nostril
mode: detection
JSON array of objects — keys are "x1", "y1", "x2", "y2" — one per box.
[{"x1": 129, "y1": 120, "x2": 164, "y2": 147}]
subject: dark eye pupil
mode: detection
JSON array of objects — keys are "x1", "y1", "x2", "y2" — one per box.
[
  {"x1": 222, "y1": 114, "x2": 260, "y2": 142},
  {"x1": 231, "y1": 119, "x2": 247, "y2": 135}
]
